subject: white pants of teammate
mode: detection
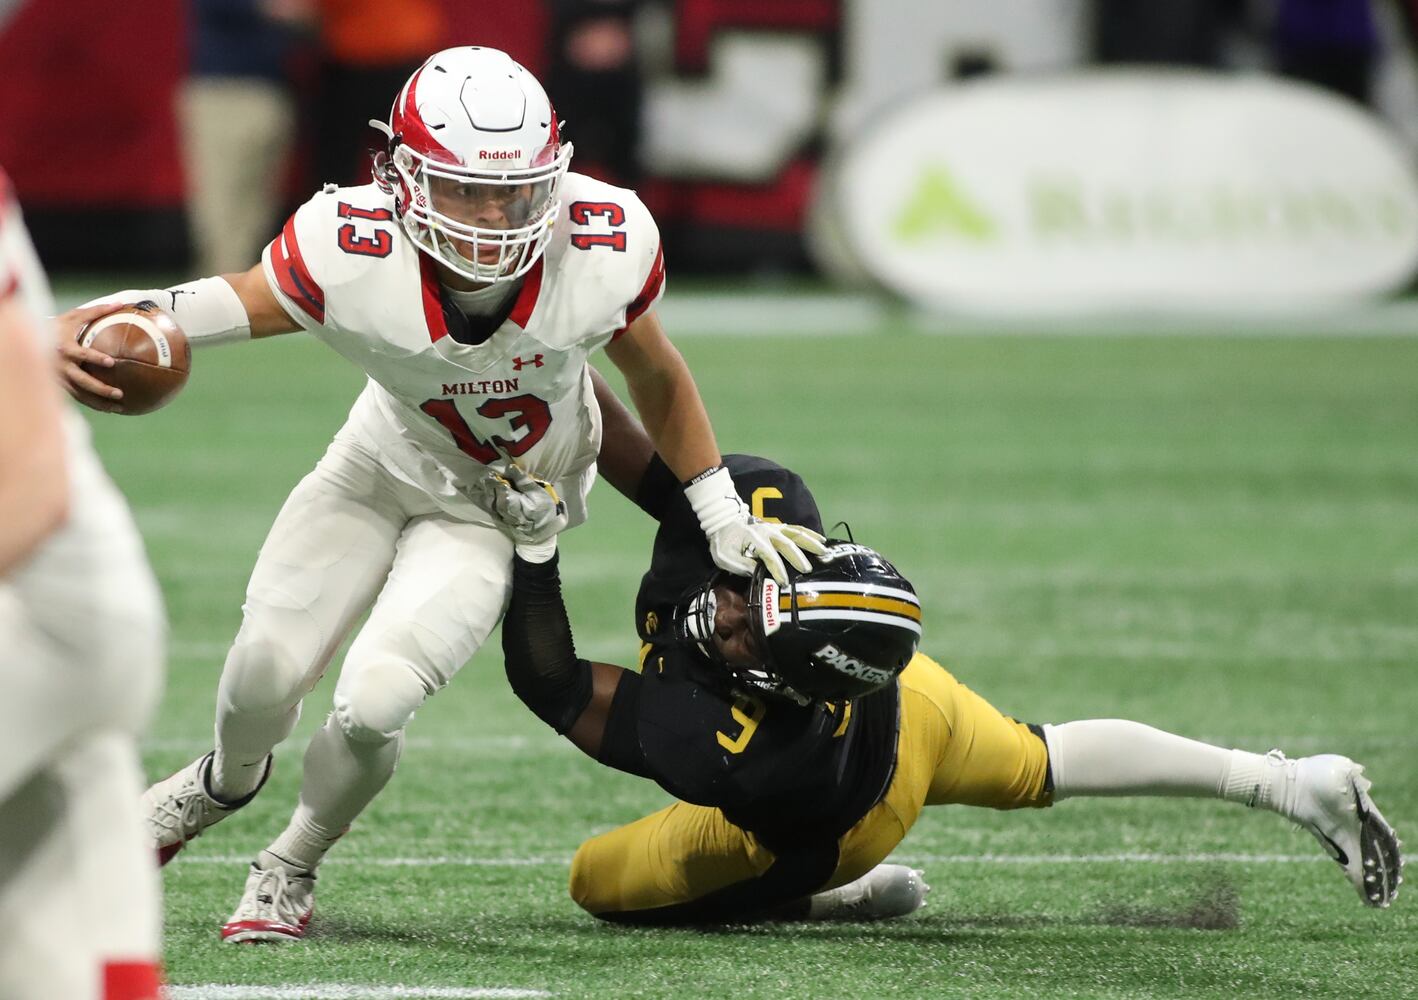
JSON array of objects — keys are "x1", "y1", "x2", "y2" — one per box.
[
  {"x1": 0, "y1": 437, "x2": 166, "y2": 1000},
  {"x1": 212, "y1": 428, "x2": 514, "y2": 843}
]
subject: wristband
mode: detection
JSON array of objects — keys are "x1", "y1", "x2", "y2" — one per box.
[
  {"x1": 684, "y1": 464, "x2": 725, "y2": 488},
  {"x1": 515, "y1": 538, "x2": 558, "y2": 564},
  {"x1": 683, "y1": 465, "x2": 743, "y2": 534}
]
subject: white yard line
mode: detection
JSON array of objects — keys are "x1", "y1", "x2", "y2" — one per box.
[
  {"x1": 167, "y1": 988, "x2": 549, "y2": 1000},
  {"x1": 143, "y1": 735, "x2": 569, "y2": 754},
  {"x1": 173, "y1": 852, "x2": 1322, "y2": 869},
  {"x1": 57, "y1": 285, "x2": 1418, "y2": 339},
  {"x1": 178, "y1": 855, "x2": 571, "y2": 867},
  {"x1": 893, "y1": 852, "x2": 1322, "y2": 865},
  {"x1": 656, "y1": 292, "x2": 1418, "y2": 337}
]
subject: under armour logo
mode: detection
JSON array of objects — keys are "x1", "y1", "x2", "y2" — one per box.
[{"x1": 513, "y1": 354, "x2": 544, "y2": 370}]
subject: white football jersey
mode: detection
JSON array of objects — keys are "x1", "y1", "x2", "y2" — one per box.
[
  {"x1": 0, "y1": 170, "x2": 54, "y2": 357},
  {"x1": 261, "y1": 171, "x2": 666, "y2": 526},
  {"x1": 0, "y1": 170, "x2": 163, "y2": 682}
]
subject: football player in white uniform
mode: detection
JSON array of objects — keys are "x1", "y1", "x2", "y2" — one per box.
[
  {"x1": 1, "y1": 170, "x2": 167, "y2": 998},
  {"x1": 54, "y1": 46, "x2": 823, "y2": 943}
]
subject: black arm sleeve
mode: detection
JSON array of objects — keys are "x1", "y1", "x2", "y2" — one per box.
[
  {"x1": 501, "y1": 552, "x2": 594, "y2": 735},
  {"x1": 631, "y1": 452, "x2": 680, "y2": 521},
  {"x1": 593, "y1": 840, "x2": 841, "y2": 926}
]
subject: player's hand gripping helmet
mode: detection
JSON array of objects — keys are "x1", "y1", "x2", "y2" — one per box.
[
  {"x1": 673, "y1": 541, "x2": 922, "y2": 702},
  {"x1": 372, "y1": 46, "x2": 573, "y2": 283}
]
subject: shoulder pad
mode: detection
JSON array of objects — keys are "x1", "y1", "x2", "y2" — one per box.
[{"x1": 262, "y1": 184, "x2": 401, "y2": 328}]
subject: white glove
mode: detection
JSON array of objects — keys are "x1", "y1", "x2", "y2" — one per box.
[
  {"x1": 466, "y1": 460, "x2": 568, "y2": 558},
  {"x1": 683, "y1": 466, "x2": 827, "y2": 584}
]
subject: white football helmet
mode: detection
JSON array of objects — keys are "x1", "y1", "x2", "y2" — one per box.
[{"x1": 372, "y1": 46, "x2": 573, "y2": 283}]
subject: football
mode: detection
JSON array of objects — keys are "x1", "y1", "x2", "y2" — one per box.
[{"x1": 79, "y1": 301, "x2": 191, "y2": 415}]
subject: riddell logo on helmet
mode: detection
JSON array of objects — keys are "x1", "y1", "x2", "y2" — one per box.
[
  {"x1": 760, "y1": 580, "x2": 780, "y2": 635},
  {"x1": 479, "y1": 149, "x2": 522, "y2": 161},
  {"x1": 815, "y1": 644, "x2": 892, "y2": 685}
]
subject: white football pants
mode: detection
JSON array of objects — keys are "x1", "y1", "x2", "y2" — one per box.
[
  {"x1": 0, "y1": 735, "x2": 163, "y2": 1000},
  {"x1": 0, "y1": 439, "x2": 165, "y2": 1000},
  {"x1": 212, "y1": 433, "x2": 514, "y2": 840}
]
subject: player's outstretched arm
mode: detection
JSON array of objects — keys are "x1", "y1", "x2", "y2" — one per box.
[
  {"x1": 602, "y1": 310, "x2": 720, "y2": 482},
  {"x1": 501, "y1": 543, "x2": 639, "y2": 765},
  {"x1": 588, "y1": 364, "x2": 656, "y2": 503},
  {"x1": 603, "y1": 312, "x2": 825, "y2": 583},
  {"x1": 0, "y1": 293, "x2": 69, "y2": 574},
  {"x1": 53, "y1": 263, "x2": 300, "y2": 410}
]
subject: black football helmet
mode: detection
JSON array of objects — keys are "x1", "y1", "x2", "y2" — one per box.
[{"x1": 670, "y1": 541, "x2": 921, "y2": 702}]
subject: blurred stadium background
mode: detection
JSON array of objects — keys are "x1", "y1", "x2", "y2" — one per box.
[
  {"x1": 4, "y1": 1, "x2": 1417, "y2": 997},
  {"x1": 9, "y1": 0, "x2": 1418, "y2": 297}
]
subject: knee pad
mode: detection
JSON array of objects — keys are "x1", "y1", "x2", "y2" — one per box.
[
  {"x1": 333, "y1": 660, "x2": 428, "y2": 745},
  {"x1": 219, "y1": 600, "x2": 328, "y2": 714}
]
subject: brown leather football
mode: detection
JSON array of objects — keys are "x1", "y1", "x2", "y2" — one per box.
[{"x1": 79, "y1": 301, "x2": 191, "y2": 415}]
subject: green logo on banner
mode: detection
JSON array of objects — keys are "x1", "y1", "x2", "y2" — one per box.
[{"x1": 893, "y1": 164, "x2": 997, "y2": 243}]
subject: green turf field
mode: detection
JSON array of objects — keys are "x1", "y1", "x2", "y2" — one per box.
[{"x1": 72, "y1": 300, "x2": 1417, "y2": 999}]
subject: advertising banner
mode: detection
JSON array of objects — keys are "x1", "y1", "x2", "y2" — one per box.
[{"x1": 814, "y1": 72, "x2": 1418, "y2": 313}]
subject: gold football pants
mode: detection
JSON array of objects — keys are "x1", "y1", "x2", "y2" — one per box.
[{"x1": 569, "y1": 654, "x2": 1052, "y2": 915}]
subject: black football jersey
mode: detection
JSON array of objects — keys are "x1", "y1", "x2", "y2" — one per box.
[
  {"x1": 600, "y1": 455, "x2": 901, "y2": 853},
  {"x1": 633, "y1": 453, "x2": 825, "y2": 645}
]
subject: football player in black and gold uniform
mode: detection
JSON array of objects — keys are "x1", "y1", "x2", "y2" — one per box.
[{"x1": 486, "y1": 375, "x2": 1403, "y2": 925}]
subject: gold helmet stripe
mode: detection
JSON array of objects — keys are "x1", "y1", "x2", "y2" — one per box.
[{"x1": 780, "y1": 591, "x2": 922, "y2": 623}]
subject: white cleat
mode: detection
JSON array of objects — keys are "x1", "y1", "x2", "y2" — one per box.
[
  {"x1": 808, "y1": 864, "x2": 931, "y2": 921},
  {"x1": 221, "y1": 863, "x2": 316, "y2": 943},
  {"x1": 141, "y1": 751, "x2": 270, "y2": 866},
  {"x1": 1276, "y1": 752, "x2": 1403, "y2": 908}
]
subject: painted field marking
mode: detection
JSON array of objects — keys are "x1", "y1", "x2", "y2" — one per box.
[
  {"x1": 167, "y1": 987, "x2": 550, "y2": 1000},
  {"x1": 895, "y1": 852, "x2": 1323, "y2": 865},
  {"x1": 143, "y1": 735, "x2": 564, "y2": 755},
  {"x1": 655, "y1": 291, "x2": 1418, "y2": 338},
  {"x1": 173, "y1": 852, "x2": 1323, "y2": 869},
  {"x1": 57, "y1": 283, "x2": 1418, "y2": 338},
  {"x1": 178, "y1": 855, "x2": 570, "y2": 868}
]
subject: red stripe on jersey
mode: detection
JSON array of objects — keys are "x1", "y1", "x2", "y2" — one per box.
[
  {"x1": 102, "y1": 960, "x2": 163, "y2": 1000},
  {"x1": 613, "y1": 244, "x2": 665, "y2": 341},
  {"x1": 508, "y1": 255, "x2": 545, "y2": 329},
  {"x1": 419, "y1": 251, "x2": 449, "y2": 342},
  {"x1": 270, "y1": 216, "x2": 325, "y2": 323}
]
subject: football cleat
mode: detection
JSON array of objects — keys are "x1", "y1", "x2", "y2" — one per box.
[
  {"x1": 221, "y1": 863, "x2": 315, "y2": 944},
  {"x1": 1275, "y1": 752, "x2": 1403, "y2": 908},
  {"x1": 807, "y1": 864, "x2": 931, "y2": 921},
  {"x1": 142, "y1": 751, "x2": 271, "y2": 865}
]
